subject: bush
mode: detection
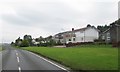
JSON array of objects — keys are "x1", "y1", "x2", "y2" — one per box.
[
  {"x1": 65, "y1": 42, "x2": 94, "y2": 47},
  {"x1": 94, "y1": 39, "x2": 106, "y2": 45},
  {"x1": 112, "y1": 41, "x2": 120, "y2": 48},
  {"x1": 118, "y1": 41, "x2": 120, "y2": 47},
  {"x1": 20, "y1": 40, "x2": 29, "y2": 47}
]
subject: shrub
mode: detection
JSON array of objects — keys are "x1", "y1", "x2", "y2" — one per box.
[{"x1": 20, "y1": 40, "x2": 29, "y2": 47}]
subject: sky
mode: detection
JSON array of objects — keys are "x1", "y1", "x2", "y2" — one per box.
[
  {"x1": 118, "y1": 1, "x2": 120, "y2": 18},
  {"x1": 0, "y1": 0, "x2": 119, "y2": 43}
]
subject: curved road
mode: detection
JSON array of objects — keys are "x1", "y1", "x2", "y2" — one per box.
[{"x1": 1, "y1": 44, "x2": 69, "y2": 72}]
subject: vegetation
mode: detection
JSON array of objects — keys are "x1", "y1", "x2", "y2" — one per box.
[
  {"x1": 12, "y1": 19, "x2": 120, "y2": 47},
  {"x1": 23, "y1": 45, "x2": 118, "y2": 70},
  {"x1": 20, "y1": 40, "x2": 29, "y2": 47},
  {"x1": 97, "y1": 25, "x2": 110, "y2": 33},
  {"x1": 0, "y1": 47, "x2": 2, "y2": 51},
  {"x1": 23, "y1": 35, "x2": 33, "y2": 46},
  {"x1": 12, "y1": 35, "x2": 57, "y2": 47},
  {"x1": 0, "y1": 45, "x2": 2, "y2": 51}
]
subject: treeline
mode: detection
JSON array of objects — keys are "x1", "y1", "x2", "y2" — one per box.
[
  {"x1": 11, "y1": 35, "x2": 59, "y2": 47},
  {"x1": 97, "y1": 18, "x2": 120, "y2": 33},
  {"x1": 97, "y1": 25, "x2": 109, "y2": 33},
  {"x1": 11, "y1": 19, "x2": 120, "y2": 47}
]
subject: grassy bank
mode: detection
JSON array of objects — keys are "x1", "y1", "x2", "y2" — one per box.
[
  {"x1": 23, "y1": 45, "x2": 118, "y2": 70},
  {"x1": 0, "y1": 46, "x2": 2, "y2": 51},
  {"x1": 0, "y1": 48, "x2": 2, "y2": 51}
]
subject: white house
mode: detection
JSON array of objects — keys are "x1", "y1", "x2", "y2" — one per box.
[
  {"x1": 32, "y1": 39, "x2": 39, "y2": 45},
  {"x1": 54, "y1": 25, "x2": 99, "y2": 44}
]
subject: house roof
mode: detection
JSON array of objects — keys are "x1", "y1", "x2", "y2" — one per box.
[
  {"x1": 73, "y1": 27, "x2": 87, "y2": 32},
  {"x1": 102, "y1": 28, "x2": 110, "y2": 33},
  {"x1": 54, "y1": 26, "x2": 99, "y2": 36},
  {"x1": 110, "y1": 18, "x2": 120, "y2": 26},
  {"x1": 115, "y1": 24, "x2": 120, "y2": 26},
  {"x1": 73, "y1": 26, "x2": 100, "y2": 32}
]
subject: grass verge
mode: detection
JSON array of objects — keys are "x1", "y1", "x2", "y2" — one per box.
[
  {"x1": 0, "y1": 46, "x2": 2, "y2": 51},
  {"x1": 23, "y1": 45, "x2": 118, "y2": 70}
]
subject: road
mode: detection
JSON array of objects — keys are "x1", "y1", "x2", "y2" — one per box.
[{"x1": 1, "y1": 44, "x2": 69, "y2": 72}]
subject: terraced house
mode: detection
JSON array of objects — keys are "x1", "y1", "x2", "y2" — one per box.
[
  {"x1": 101, "y1": 19, "x2": 120, "y2": 47},
  {"x1": 53, "y1": 25, "x2": 99, "y2": 45},
  {"x1": 110, "y1": 19, "x2": 120, "y2": 47}
]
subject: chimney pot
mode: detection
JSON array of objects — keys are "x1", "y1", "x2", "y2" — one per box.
[{"x1": 72, "y1": 28, "x2": 74, "y2": 31}]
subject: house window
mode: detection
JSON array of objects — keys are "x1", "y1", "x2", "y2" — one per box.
[
  {"x1": 73, "y1": 34, "x2": 76, "y2": 37},
  {"x1": 69, "y1": 39, "x2": 71, "y2": 41},
  {"x1": 80, "y1": 31, "x2": 83, "y2": 33},
  {"x1": 73, "y1": 38, "x2": 75, "y2": 41},
  {"x1": 107, "y1": 33, "x2": 110, "y2": 37},
  {"x1": 81, "y1": 37, "x2": 83, "y2": 41},
  {"x1": 107, "y1": 37, "x2": 110, "y2": 40},
  {"x1": 102, "y1": 36, "x2": 105, "y2": 40}
]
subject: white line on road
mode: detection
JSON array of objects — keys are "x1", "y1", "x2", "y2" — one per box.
[
  {"x1": 17, "y1": 56, "x2": 20, "y2": 63},
  {"x1": 27, "y1": 51, "x2": 69, "y2": 71},
  {"x1": 15, "y1": 50, "x2": 20, "y2": 63},
  {"x1": 18, "y1": 67, "x2": 21, "y2": 72},
  {"x1": 15, "y1": 50, "x2": 17, "y2": 53},
  {"x1": 16, "y1": 52, "x2": 18, "y2": 56},
  {"x1": 15, "y1": 50, "x2": 21, "y2": 72}
]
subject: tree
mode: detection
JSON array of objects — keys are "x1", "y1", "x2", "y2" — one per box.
[
  {"x1": 97, "y1": 25, "x2": 110, "y2": 33},
  {"x1": 45, "y1": 35, "x2": 56, "y2": 46},
  {"x1": 20, "y1": 40, "x2": 29, "y2": 47},
  {"x1": 87, "y1": 24, "x2": 91, "y2": 27},
  {"x1": 15, "y1": 37, "x2": 22, "y2": 46},
  {"x1": 23, "y1": 35, "x2": 33, "y2": 46},
  {"x1": 11, "y1": 42, "x2": 15, "y2": 46}
]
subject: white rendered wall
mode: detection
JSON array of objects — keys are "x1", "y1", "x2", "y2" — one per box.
[
  {"x1": 84, "y1": 28, "x2": 99, "y2": 42},
  {"x1": 74, "y1": 27, "x2": 99, "y2": 43}
]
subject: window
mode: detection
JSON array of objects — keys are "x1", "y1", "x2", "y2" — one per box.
[
  {"x1": 107, "y1": 33, "x2": 110, "y2": 37},
  {"x1": 69, "y1": 39, "x2": 71, "y2": 41},
  {"x1": 102, "y1": 36, "x2": 105, "y2": 40},
  {"x1": 107, "y1": 37, "x2": 110, "y2": 40},
  {"x1": 73, "y1": 38, "x2": 75, "y2": 41},
  {"x1": 80, "y1": 31, "x2": 83, "y2": 33},
  {"x1": 81, "y1": 37, "x2": 83, "y2": 41},
  {"x1": 73, "y1": 34, "x2": 76, "y2": 37}
]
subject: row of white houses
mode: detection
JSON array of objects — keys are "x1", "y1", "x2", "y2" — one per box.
[{"x1": 53, "y1": 25, "x2": 100, "y2": 44}]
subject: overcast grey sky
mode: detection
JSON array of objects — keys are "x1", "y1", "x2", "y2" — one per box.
[{"x1": 0, "y1": 0, "x2": 119, "y2": 43}]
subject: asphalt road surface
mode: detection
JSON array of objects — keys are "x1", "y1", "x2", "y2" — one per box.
[{"x1": 1, "y1": 44, "x2": 69, "y2": 72}]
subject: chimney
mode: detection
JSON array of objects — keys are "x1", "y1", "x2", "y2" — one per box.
[{"x1": 72, "y1": 28, "x2": 74, "y2": 31}]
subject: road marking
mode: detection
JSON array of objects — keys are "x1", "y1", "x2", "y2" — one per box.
[
  {"x1": 18, "y1": 67, "x2": 21, "y2": 72},
  {"x1": 17, "y1": 56, "x2": 20, "y2": 63},
  {"x1": 15, "y1": 50, "x2": 17, "y2": 53},
  {"x1": 15, "y1": 50, "x2": 21, "y2": 72},
  {"x1": 15, "y1": 50, "x2": 20, "y2": 63},
  {"x1": 27, "y1": 51, "x2": 69, "y2": 71},
  {"x1": 16, "y1": 52, "x2": 18, "y2": 56}
]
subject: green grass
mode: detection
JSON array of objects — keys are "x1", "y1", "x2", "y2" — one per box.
[
  {"x1": 0, "y1": 46, "x2": 2, "y2": 51},
  {"x1": 23, "y1": 45, "x2": 118, "y2": 70}
]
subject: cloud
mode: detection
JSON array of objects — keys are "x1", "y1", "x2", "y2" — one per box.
[
  {"x1": 0, "y1": 0, "x2": 118, "y2": 43},
  {"x1": 85, "y1": 2, "x2": 118, "y2": 25},
  {"x1": 118, "y1": 1, "x2": 120, "y2": 18}
]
